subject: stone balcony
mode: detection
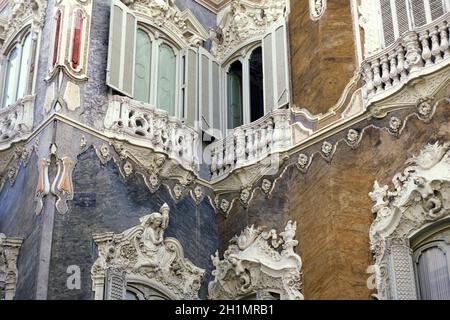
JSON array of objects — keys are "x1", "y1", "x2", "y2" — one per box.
[
  {"x1": 103, "y1": 96, "x2": 199, "y2": 173},
  {"x1": 361, "y1": 12, "x2": 450, "y2": 105},
  {"x1": 210, "y1": 108, "x2": 292, "y2": 181},
  {"x1": 0, "y1": 95, "x2": 34, "y2": 151}
]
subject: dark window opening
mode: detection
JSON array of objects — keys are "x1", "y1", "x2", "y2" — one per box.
[{"x1": 249, "y1": 47, "x2": 264, "y2": 122}]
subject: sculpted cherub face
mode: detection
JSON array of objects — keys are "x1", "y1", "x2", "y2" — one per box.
[
  {"x1": 149, "y1": 213, "x2": 163, "y2": 228},
  {"x1": 100, "y1": 144, "x2": 109, "y2": 158},
  {"x1": 261, "y1": 179, "x2": 272, "y2": 193}
]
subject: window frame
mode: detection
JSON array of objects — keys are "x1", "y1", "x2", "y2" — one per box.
[
  {"x1": 133, "y1": 23, "x2": 182, "y2": 119},
  {"x1": 411, "y1": 223, "x2": 450, "y2": 300},
  {"x1": 0, "y1": 26, "x2": 33, "y2": 109},
  {"x1": 223, "y1": 41, "x2": 264, "y2": 131}
]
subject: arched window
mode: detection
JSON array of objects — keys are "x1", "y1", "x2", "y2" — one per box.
[
  {"x1": 227, "y1": 60, "x2": 243, "y2": 129},
  {"x1": 134, "y1": 29, "x2": 152, "y2": 103},
  {"x1": 157, "y1": 43, "x2": 177, "y2": 116},
  {"x1": 249, "y1": 47, "x2": 264, "y2": 123},
  {"x1": 1, "y1": 32, "x2": 32, "y2": 109},
  {"x1": 413, "y1": 225, "x2": 450, "y2": 300}
]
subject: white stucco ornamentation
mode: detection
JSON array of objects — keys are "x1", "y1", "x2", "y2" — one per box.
[
  {"x1": 357, "y1": 0, "x2": 382, "y2": 57},
  {"x1": 211, "y1": 0, "x2": 288, "y2": 61},
  {"x1": 91, "y1": 203, "x2": 205, "y2": 300},
  {"x1": 121, "y1": 0, "x2": 208, "y2": 47},
  {"x1": 208, "y1": 221, "x2": 304, "y2": 300},
  {"x1": 0, "y1": 0, "x2": 46, "y2": 44},
  {"x1": 0, "y1": 234, "x2": 23, "y2": 300},
  {"x1": 309, "y1": 0, "x2": 326, "y2": 21},
  {"x1": 0, "y1": 96, "x2": 34, "y2": 148},
  {"x1": 369, "y1": 142, "x2": 450, "y2": 300}
]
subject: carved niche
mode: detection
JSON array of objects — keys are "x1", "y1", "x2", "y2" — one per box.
[
  {"x1": 0, "y1": 233, "x2": 23, "y2": 300},
  {"x1": 369, "y1": 142, "x2": 450, "y2": 300},
  {"x1": 91, "y1": 203, "x2": 205, "y2": 300},
  {"x1": 208, "y1": 221, "x2": 304, "y2": 300}
]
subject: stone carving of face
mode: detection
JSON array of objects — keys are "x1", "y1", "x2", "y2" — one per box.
[
  {"x1": 154, "y1": 155, "x2": 165, "y2": 168},
  {"x1": 261, "y1": 179, "x2": 272, "y2": 193},
  {"x1": 347, "y1": 129, "x2": 359, "y2": 144},
  {"x1": 194, "y1": 186, "x2": 203, "y2": 200},
  {"x1": 123, "y1": 162, "x2": 133, "y2": 176},
  {"x1": 240, "y1": 189, "x2": 251, "y2": 203},
  {"x1": 418, "y1": 102, "x2": 432, "y2": 118},
  {"x1": 149, "y1": 174, "x2": 159, "y2": 187},
  {"x1": 100, "y1": 144, "x2": 109, "y2": 158},
  {"x1": 389, "y1": 117, "x2": 402, "y2": 133},
  {"x1": 173, "y1": 184, "x2": 183, "y2": 199},
  {"x1": 220, "y1": 199, "x2": 230, "y2": 212},
  {"x1": 298, "y1": 154, "x2": 309, "y2": 168},
  {"x1": 321, "y1": 141, "x2": 333, "y2": 155},
  {"x1": 148, "y1": 212, "x2": 163, "y2": 228}
]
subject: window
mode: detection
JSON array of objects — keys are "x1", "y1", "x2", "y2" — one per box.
[
  {"x1": 1, "y1": 31, "x2": 32, "y2": 109},
  {"x1": 227, "y1": 60, "x2": 243, "y2": 129},
  {"x1": 249, "y1": 47, "x2": 264, "y2": 123},
  {"x1": 226, "y1": 46, "x2": 266, "y2": 130},
  {"x1": 380, "y1": 0, "x2": 450, "y2": 47},
  {"x1": 131, "y1": 28, "x2": 179, "y2": 117},
  {"x1": 413, "y1": 225, "x2": 450, "y2": 300}
]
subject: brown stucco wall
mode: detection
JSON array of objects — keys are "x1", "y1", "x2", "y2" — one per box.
[
  {"x1": 218, "y1": 99, "x2": 450, "y2": 299},
  {"x1": 289, "y1": 0, "x2": 357, "y2": 115}
]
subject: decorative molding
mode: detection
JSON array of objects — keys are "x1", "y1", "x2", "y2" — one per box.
[
  {"x1": 309, "y1": 0, "x2": 326, "y2": 21},
  {"x1": 0, "y1": 96, "x2": 35, "y2": 148},
  {"x1": 122, "y1": 0, "x2": 209, "y2": 47},
  {"x1": 91, "y1": 203, "x2": 205, "y2": 300},
  {"x1": 208, "y1": 221, "x2": 304, "y2": 300},
  {"x1": 0, "y1": 234, "x2": 23, "y2": 300},
  {"x1": 357, "y1": 0, "x2": 382, "y2": 57},
  {"x1": 210, "y1": 0, "x2": 288, "y2": 61},
  {"x1": 104, "y1": 96, "x2": 199, "y2": 173},
  {"x1": 369, "y1": 141, "x2": 450, "y2": 300},
  {"x1": 0, "y1": 0, "x2": 46, "y2": 47},
  {"x1": 0, "y1": 143, "x2": 32, "y2": 195}
]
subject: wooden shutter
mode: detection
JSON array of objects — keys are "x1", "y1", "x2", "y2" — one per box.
[
  {"x1": 198, "y1": 47, "x2": 221, "y2": 136},
  {"x1": 262, "y1": 20, "x2": 290, "y2": 113},
  {"x1": 381, "y1": 0, "x2": 395, "y2": 46},
  {"x1": 410, "y1": 0, "x2": 427, "y2": 27},
  {"x1": 429, "y1": 0, "x2": 445, "y2": 20},
  {"x1": 106, "y1": 0, "x2": 136, "y2": 98},
  {"x1": 105, "y1": 268, "x2": 126, "y2": 300},
  {"x1": 395, "y1": 0, "x2": 410, "y2": 36},
  {"x1": 184, "y1": 47, "x2": 198, "y2": 128}
]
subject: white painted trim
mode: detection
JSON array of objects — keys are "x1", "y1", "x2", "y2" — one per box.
[
  {"x1": 350, "y1": 0, "x2": 363, "y2": 65},
  {"x1": 424, "y1": 0, "x2": 433, "y2": 22}
]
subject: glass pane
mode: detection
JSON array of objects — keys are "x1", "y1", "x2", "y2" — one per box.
[
  {"x1": 134, "y1": 29, "x2": 152, "y2": 103},
  {"x1": 17, "y1": 33, "x2": 32, "y2": 100},
  {"x1": 157, "y1": 43, "x2": 176, "y2": 116},
  {"x1": 417, "y1": 245, "x2": 450, "y2": 299},
  {"x1": 249, "y1": 47, "x2": 264, "y2": 122},
  {"x1": 2, "y1": 47, "x2": 20, "y2": 108},
  {"x1": 429, "y1": 0, "x2": 445, "y2": 21},
  {"x1": 227, "y1": 61, "x2": 243, "y2": 129}
]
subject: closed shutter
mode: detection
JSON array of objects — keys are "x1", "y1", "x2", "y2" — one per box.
[
  {"x1": 429, "y1": 0, "x2": 445, "y2": 20},
  {"x1": 184, "y1": 47, "x2": 198, "y2": 128},
  {"x1": 198, "y1": 47, "x2": 221, "y2": 136},
  {"x1": 106, "y1": 0, "x2": 136, "y2": 98},
  {"x1": 381, "y1": 0, "x2": 395, "y2": 46},
  {"x1": 410, "y1": 0, "x2": 427, "y2": 27},
  {"x1": 395, "y1": 0, "x2": 410, "y2": 36},
  {"x1": 262, "y1": 20, "x2": 290, "y2": 113},
  {"x1": 105, "y1": 268, "x2": 126, "y2": 300}
]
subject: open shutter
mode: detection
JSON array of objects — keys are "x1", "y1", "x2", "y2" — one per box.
[
  {"x1": 184, "y1": 47, "x2": 198, "y2": 128},
  {"x1": 105, "y1": 268, "x2": 126, "y2": 300},
  {"x1": 198, "y1": 47, "x2": 222, "y2": 136},
  {"x1": 106, "y1": 0, "x2": 136, "y2": 98},
  {"x1": 262, "y1": 20, "x2": 290, "y2": 113}
]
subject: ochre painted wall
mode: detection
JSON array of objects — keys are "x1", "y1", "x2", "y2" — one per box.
[
  {"x1": 289, "y1": 0, "x2": 357, "y2": 115},
  {"x1": 219, "y1": 100, "x2": 450, "y2": 299}
]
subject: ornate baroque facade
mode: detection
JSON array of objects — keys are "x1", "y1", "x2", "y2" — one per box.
[{"x1": 0, "y1": 0, "x2": 449, "y2": 300}]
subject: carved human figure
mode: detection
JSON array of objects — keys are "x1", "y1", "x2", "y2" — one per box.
[
  {"x1": 261, "y1": 179, "x2": 272, "y2": 194},
  {"x1": 347, "y1": 129, "x2": 359, "y2": 144},
  {"x1": 280, "y1": 220, "x2": 298, "y2": 255},
  {"x1": 389, "y1": 117, "x2": 402, "y2": 133},
  {"x1": 321, "y1": 141, "x2": 334, "y2": 157},
  {"x1": 240, "y1": 188, "x2": 251, "y2": 204},
  {"x1": 139, "y1": 204, "x2": 170, "y2": 266},
  {"x1": 298, "y1": 154, "x2": 309, "y2": 168}
]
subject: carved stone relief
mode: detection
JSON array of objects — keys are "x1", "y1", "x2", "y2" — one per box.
[
  {"x1": 0, "y1": 234, "x2": 23, "y2": 300},
  {"x1": 208, "y1": 221, "x2": 304, "y2": 300},
  {"x1": 309, "y1": 0, "x2": 326, "y2": 21},
  {"x1": 369, "y1": 142, "x2": 450, "y2": 300},
  {"x1": 91, "y1": 203, "x2": 205, "y2": 300}
]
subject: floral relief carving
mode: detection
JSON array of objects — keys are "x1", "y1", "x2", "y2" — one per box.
[
  {"x1": 91, "y1": 203, "x2": 205, "y2": 300},
  {"x1": 208, "y1": 221, "x2": 304, "y2": 300}
]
